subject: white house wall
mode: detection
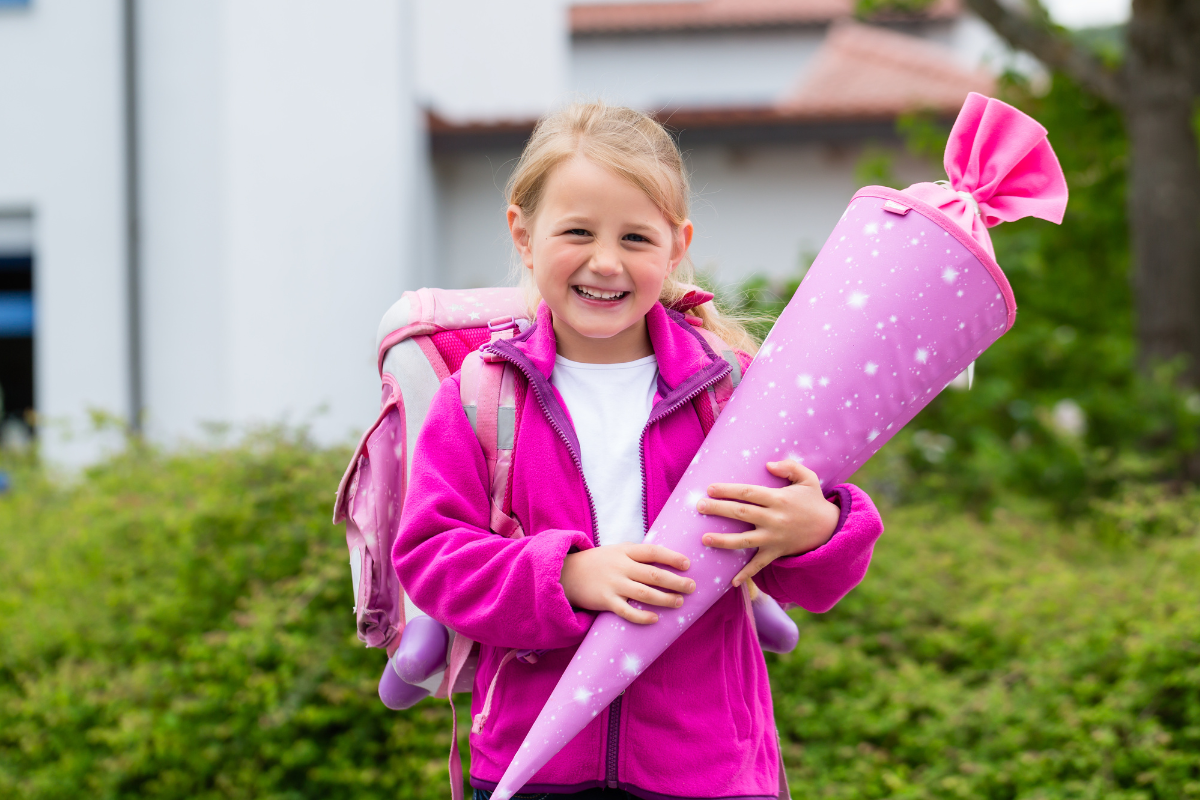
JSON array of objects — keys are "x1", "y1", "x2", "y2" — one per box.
[
  {"x1": 138, "y1": 0, "x2": 416, "y2": 447},
  {"x1": 685, "y1": 142, "x2": 937, "y2": 287},
  {"x1": 415, "y1": 0, "x2": 568, "y2": 121},
  {"x1": 434, "y1": 149, "x2": 522, "y2": 290},
  {"x1": 0, "y1": 0, "x2": 130, "y2": 465},
  {"x1": 570, "y1": 29, "x2": 825, "y2": 109},
  {"x1": 138, "y1": 0, "x2": 229, "y2": 441}
]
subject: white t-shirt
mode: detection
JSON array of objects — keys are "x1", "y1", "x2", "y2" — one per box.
[{"x1": 550, "y1": 354, "x2": 658, "y2": 547}]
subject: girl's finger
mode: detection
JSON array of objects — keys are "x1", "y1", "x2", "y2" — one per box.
[
  {"x1": 702, "y1": 530, "x2": 762, "y2": 550},
  {"x1": 731, "y1": 551, "x2": 775, "y2": 588},
  {"x1": 621, "y1": 578, "x2": 686, "y2": 610},
  {"x1": 704, "y1": 482, "x2": 774, "y2": 507},
  {"x1": 695, "y1": 496, "x2": 770, "y2": 525},
  {"x1": 613, "y1": 597, "x2": 660, "y2": 625},
  {"x1": 627, "y1": 544, "x2": 691, "y2": 572},
  {"x1": 633, "y1": 563, "x2": 696, "y2": 595},
  {"x1": 767, "y1": 459, "x2": 819, "y2": 486}
]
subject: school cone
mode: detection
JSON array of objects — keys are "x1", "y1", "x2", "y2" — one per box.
[{"x1": 489, "y1": 93, "x2": 1068, "y2": 799}]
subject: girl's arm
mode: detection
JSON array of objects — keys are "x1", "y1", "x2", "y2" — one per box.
[
  {"x1": 699, "y1": 461, "x2": 884, "y2": 613},
  {"x1": 391, "y1": 375, "x2": 596, "y2": 651}
]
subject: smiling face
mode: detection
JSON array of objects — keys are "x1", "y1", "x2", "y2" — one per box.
[{"x1": 508, "y1": 155, "x2": 693, "y2": 364}]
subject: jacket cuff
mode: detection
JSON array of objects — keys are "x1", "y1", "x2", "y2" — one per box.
[
  {"x1": 534, "y1": 528, "x2": 597, "y2": 643},
  {"x1": 827, "y1": 484, "x2": 852, "y2": 537}
]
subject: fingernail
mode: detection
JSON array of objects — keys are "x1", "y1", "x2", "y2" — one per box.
[
  {"x1": 688, "y1": 581, "x2": 696, "y2": 592},
  {"x1": 651, "y1": 614, "x2": 659, "y2": 623},
  {"x1": 675, "y1": 597, "x2": 683, "y2": 607},
  {"x1": 681, "y1": 559, "x2": 690, "y2": 569},
  {"x1": 696, "y1": 500, "x2": 706, "y2": 511},
  {"x1": 703, "y1": 535, "x2": 711, "y2": 546}
]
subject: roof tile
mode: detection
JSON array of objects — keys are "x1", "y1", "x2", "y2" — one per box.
[
  {"x1": 780, "y1": 20, "x2": 994, "y2": 117},
  {"x1": 571, "y1": 0, "x2": 959, "y2": 35}
]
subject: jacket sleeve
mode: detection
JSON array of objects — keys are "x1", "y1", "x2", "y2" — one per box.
[
  {"x1": 753, "y1": 483, "x2": 883, "y2": 613},
  {"x1": 391, "y1": 374, "x2": 596, "y2": 651}
]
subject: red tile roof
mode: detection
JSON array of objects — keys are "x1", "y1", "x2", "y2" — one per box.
[
  {"x1": 570, "y1": 0, "x2": 960, "y2": 35},
  {"x1": 781, "y1": 20, "x2": 994, "y2": 117}
]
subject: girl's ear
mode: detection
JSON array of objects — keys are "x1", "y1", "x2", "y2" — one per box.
[
  {"x1": 508, "y1": 205, "x2": 536, "y2": 270},
  {"x1": 669, "y1": 219, "x2": 694, "y2": 272}
]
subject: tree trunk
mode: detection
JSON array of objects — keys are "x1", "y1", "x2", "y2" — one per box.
[{"x1": 1125, "y1": 0, "x2": 1200, "y2": 383}]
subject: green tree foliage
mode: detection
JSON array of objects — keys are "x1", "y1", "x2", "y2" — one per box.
[{"x1": 732, "y1": 75, "x2": 1200, "y2": 514}]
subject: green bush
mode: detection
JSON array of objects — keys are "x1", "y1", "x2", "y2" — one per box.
[
  {"x1": 0, "y1": 434, "x2": 471, "y2": 800},
  {"x1": 773, "y1": 501, "x2": 1200, "y2": 798},
  {"x1": 2, "y1": 440, "x2": 1197, "y2": 797}
]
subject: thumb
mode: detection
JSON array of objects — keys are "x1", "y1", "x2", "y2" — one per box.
[{"x1": 767, "y1": 458, "x2": 818, "y2": 486}]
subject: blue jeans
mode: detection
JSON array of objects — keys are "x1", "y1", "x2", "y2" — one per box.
[{"x1": 473, "y1": 790, "x2": 638, "y2": 800}]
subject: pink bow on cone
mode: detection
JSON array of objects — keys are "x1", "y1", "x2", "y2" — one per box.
[{"x1": 904, "y1": 92, "x2": 1068, "y2": 257}]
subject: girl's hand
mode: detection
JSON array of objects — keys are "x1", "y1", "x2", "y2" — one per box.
[
  {"x1": 560, "y1": 543, "x2": 696, "y2": 625},
  {"x1": 697, "y1": 460, "x2": 840, "y2": 589}
]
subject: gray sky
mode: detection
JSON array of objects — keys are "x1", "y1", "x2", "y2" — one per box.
[{"x1": 1041, "y1": 0, "x2": 1129, "y2": 28}]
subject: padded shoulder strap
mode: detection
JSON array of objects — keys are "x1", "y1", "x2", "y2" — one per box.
[
  {"x1": 691, "y1": 326, "x2": 750, "y2": 435},
  {"x1": 460, "y1": 351, "x2": 524, "y2": 540}
]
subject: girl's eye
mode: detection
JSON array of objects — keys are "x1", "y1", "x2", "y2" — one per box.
[
  {"x1": 565, "y1": 229, "x2": 590, "y2": 237},
  {"x1": 623, "y1": 233, "x2": 650, "y2": 243}
]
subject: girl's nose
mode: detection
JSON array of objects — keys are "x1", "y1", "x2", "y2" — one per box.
[{"x1": 589, "y1": 242, "x2": 621, "y2": 276}]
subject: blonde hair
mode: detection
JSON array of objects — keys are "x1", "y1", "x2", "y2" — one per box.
[{"x1": 506, "y1": 101, "x2": 759, "y2": 354}]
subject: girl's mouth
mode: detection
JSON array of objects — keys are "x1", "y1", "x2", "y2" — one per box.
[{"x1": 573, "y1": 285, "x2": 629, "y2": 302}]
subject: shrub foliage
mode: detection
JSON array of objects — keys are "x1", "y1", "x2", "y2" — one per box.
[{"x1": 1, "y1": 438, "x2": 1197, "y2": 797}]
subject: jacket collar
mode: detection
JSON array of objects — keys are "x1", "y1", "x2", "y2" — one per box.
[{"x1": 503, "y1": 300, "x2": 726, "y2": 392}]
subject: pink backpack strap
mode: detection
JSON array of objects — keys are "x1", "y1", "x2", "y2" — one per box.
[
  {"x1": 471, "y1": 647, "x2": 521, "y2": 734},
  {"x1": 691, "y1": 326, "x2": 750, "y2": 436},
  {"x1": 460, "y1": 318, "x2": 525, "y2": 540},
  {"x1": 443, "y1": 634, "x2": 476, "y2": 800}
]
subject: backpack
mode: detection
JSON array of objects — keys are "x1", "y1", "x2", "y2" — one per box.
[{"x1": 332, "y1": 286, "x2": 785, "y2": 797}]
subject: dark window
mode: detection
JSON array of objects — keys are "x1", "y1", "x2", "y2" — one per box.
[{"x1": 0, "y1": 253, "x2": 33, "y2": 428}]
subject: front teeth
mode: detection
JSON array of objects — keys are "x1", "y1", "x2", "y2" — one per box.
[{"x1": 576, "y1": 286, "x2": 627, "y2": 300}]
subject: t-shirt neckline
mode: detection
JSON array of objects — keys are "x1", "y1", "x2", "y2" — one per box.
[{"x1": 554, "y1": 354, "x2": 658, "y2": 370}]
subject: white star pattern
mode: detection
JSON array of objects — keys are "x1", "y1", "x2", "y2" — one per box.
[
  {"x1": 848, "y1": 294, "x2": 869, "y2": 310},
  {"x1": 797, "y1": 374, "x2": 813, "y2": 389},
  {"x1": 942, "y1": 267, "x2": 960, "y2": 283},
  {"x1": 864, "y1": 362, "x2": 879, "y2": 375},
  {"x1": 916, "y1": 348, "x2": 929, "y2": 363}
]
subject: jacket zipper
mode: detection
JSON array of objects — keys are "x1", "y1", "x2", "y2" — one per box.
[
  {"x1": 639, "y1": 360, "x2": 732, "y2": 532},
  {"x1": 489, "y1": 338, "x2": 730, "y2": 790}
]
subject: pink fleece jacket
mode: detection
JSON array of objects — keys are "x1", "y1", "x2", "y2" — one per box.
[{"x1": 393, "y1": 302, "x2": 884, "y2": 800}]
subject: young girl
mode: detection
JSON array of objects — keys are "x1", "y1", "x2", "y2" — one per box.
[{"x1": 393, "y1": 103, "x2": 884, "y2": 800}]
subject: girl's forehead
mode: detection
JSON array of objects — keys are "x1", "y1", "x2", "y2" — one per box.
[{"x1": 540, "y1": 155, "x2": 670, "y2": 220}]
